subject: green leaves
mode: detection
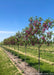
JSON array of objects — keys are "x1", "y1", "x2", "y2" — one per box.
[{"x1": 3, "y1": 16, "x2": 54, "y2": 46}]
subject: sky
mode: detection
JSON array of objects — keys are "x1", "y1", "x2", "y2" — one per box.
[{"x1": 0, "y1": 0, "x2": 54, "y2": 42}]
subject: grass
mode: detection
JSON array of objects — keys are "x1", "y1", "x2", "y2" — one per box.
[
  {"x1": 18, "y1": 61, "x2": 21, "y2": 64},
  {"x1": 2, "y1": 46, "x2": 54, "y2": 74},
  {"x1": 22, "y1": 70, "x2": 24, "y2": 73},
  {"x1": 0, "y1": 47, "x2": 22, "y2": 75},
  {"x1": 6, "y1": 44, "x2": 54, "y2": 62}
]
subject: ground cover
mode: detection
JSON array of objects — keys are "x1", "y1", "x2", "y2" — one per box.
[
  {"x1": 2, "y1": 46, "x2": 54, "y2": 74},
  {"x1": 0, "y1": 47, "x2": 22, "y2": 75}
]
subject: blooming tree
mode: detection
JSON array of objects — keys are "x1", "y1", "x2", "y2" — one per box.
[
  {"x1": 3, "y1": 16, "x2": 54, "y2": 73},
  {"x1": 25, "y1": 16, "x2": 54, "y2": 73},
  {"x1": 15, "y1": 31, "x2": 21, "y2": 56}
]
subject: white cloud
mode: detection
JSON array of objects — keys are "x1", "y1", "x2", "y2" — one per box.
[
  {"x1": 0, "y1": 31, "x2": 16, "y2": 42},
  {"x1": 0, "y1": 31, "x2": 15, "y2": 34}
]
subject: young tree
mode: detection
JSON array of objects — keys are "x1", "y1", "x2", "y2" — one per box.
[{"x1": 25, "y1": 16, "x2": 54, "y2": 74}]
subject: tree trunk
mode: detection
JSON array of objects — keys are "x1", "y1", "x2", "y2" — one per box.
[
  {"x1": 18, "y1": 45, "x2": 19, "y2": 56},
  {"x1": 14, "y1": 45, "x2": 15, "y2": 50},
  {"x1": 47, "y1": 41, "x2": 50, "y2": 46},
  {"x1": 25, "y1": 44, "x2": 27, "y2": 69},
  {"x1": 38, "y1": 45, "x2": 40, "y2": 75}
]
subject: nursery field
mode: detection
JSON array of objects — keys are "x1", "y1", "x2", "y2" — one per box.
[
  {"x1": 0, "y1": 0, "x2": 54, "y2": 75},
  {"x1": 5, "y1": 44, "x2": 54, "y2": 62},
  {"x1": 2, "y1": 44, "x2": 54, "y2": 74},
  {"x1": 0, "y1": 47, "x2": 22, "y2": 75}
]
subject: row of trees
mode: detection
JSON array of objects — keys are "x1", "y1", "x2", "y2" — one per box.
[
  {"x1": 3, "y1": 31, "x2": 54, "y2": 46},
  {"x1": 3, "y1": 17, "x2": 54, "y2": 46},
  {"x1": 2, "y1": 17, "x2": 54, "y2": 74}
]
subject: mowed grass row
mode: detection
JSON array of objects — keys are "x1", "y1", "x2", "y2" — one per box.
[
  {"x1": 2, "y1": 46, "x2": 54, "y2": 74},
  {"x1": 6, "y1": 45, "x2": 54, "y2": 62},
  {"x1": 0, "y1": 47, "x2": 22, "y2": 75}
]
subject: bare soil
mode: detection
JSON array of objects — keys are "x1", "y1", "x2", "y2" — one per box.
[{"x1": 3, "y1": 49, "x2": 38, "y2": 75}]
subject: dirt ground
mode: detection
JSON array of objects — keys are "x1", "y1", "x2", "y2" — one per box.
[{"x1": 3, "y1": 49, "x2": 39, "y2": 75}]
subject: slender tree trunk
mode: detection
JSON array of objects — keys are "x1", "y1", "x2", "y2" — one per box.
[
  {"x1": 18, "y1": 44, "x2": 19, "y2": 56},
  {"x1": 9, "y1": 44, "x2": 10, "y2": 48},
  {"x1": 18, "y1": 45, "x2": 19, "y2": 51},
  {"x1": 14, "y1": 45, "x2": 15, "y2": 50},
  {"x1": 38, "y1": 45, "x2": 40, "y2": 75},
  {"x1": 25, "y1": 44, "x2": 26, "y2": 69}
]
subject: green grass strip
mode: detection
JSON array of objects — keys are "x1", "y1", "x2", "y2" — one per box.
[
  {"x1": 2, "y1": 46, "x2": 54, "y2": 74},
  {"x1": 0, "y1": 47, "x2": 22, "y2": 75}
]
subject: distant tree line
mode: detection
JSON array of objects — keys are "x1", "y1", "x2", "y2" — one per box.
[{"x1": 1, "y1": 17, "x2": 53, "y2": 46}]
